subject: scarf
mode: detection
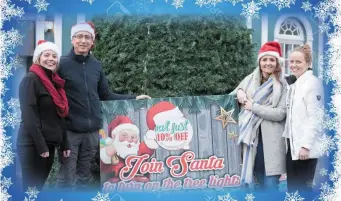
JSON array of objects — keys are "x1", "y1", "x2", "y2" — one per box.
[
  {"x1": 237, "y1": 72, "x2": 274, "y2": 185},
  {"x1": 29, "y1": 64, "x2": 69, "y2": 117}
]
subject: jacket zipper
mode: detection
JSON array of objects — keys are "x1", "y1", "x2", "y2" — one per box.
[{"x1": 83, "y1": 62, "x2": 92, "y2": 130}]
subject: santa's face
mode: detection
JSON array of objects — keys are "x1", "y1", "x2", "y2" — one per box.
[{"x1": 113, "y1": 129, "x2": 139, "y2": 159}]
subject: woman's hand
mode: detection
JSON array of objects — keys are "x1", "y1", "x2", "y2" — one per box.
[
  {"x1": 136, "y1": 95, "x2": 151, "y2": 100},
  {"x1": 40, "y1": 152, "x2": 49, "y2": 158},
  {"x1": 63, "y1": 150, "x2": 71, "y2": 157},
  {"x1": 298, "y1": 147, "x2": 310, "y2": 160},
  {"x1": 237, "y1": 89, "x2": 247, "y2": 104},
  {"x1": 244, "y1": 99, "x2": 253, "y2": 111}
]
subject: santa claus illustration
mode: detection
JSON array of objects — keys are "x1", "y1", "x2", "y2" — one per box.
[{"x1": 100, "y1": 115, "x2": 159, "y2": 183}]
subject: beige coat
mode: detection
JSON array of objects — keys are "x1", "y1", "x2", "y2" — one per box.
[{"x1": 230, "y1": 67, "x2": 287, "y2": 176}]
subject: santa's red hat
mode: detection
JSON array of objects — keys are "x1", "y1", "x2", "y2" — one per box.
[
  {"x1": 33, "y1": 40, "x2": 61, "y2": 63},
  {"x1": 108, "y1": 116, "x2": 139, "y2": 138},
  {"x1": 146, "y1": 101, "x2": 184, "y2": 131},
  {"x1": 71, "y1": 22, "x2": 95, "y2": 40},
  {"x1": 257, "y1": 41, "x2": 283, "y2": 63}
]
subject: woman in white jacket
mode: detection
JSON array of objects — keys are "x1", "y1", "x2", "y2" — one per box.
[{"x1": 284, "y1": 44, "x2": 324, "y2": 192}]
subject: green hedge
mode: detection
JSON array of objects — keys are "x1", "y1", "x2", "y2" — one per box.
[{"x1": 92, "y1": 15, "x2": 256, "y2": 97}]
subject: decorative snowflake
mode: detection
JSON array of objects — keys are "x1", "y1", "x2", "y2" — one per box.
[
  {"x1": 225, "y1": 0, "x2": 243, "y2": 6},
  {"x1": 204, "y1": 195, "x2": 215, "y2": 201},
  {"x1": 91, "y1": 192, "x2": 110, "y2": 201},
  {"x1": 2, "y1": 111, "x2": 20, "y2": 129},
  {"x1": 131, "y1": 0, "x2": 151, "y2": 14},
  {"x1": 271, "y1": 0, "x2": 295, "y2": 11},
  {"x1": 20, "y1": 0, "x2": 32, "y2": 4},
  {"x1": 284, "y1": 191, "x2": 305, "y2": 201},
  {"x1": 1, "y1": 177, "x2": 12, "y2": 189},
  {"x1": 314, "y1": 1, "x2": 334, "y2": 21},
  {"x1": 307, "y1": 179, "x2": 316, "y2": 188},
  {"x1": 218, "y1": 193, "x2": 236, "y2": 201},
  {"x1": 6, "y1": 28, "x2": 23, "y2": 48},
  {"x1": 319, "y1": 22, "x2": 331, "y2": 34},
  {"x1": 24, "y1": 187, "x2": 39, "y2": 201},
  {"x1": 0, "y1": 85, "x2": 9, "y2": 96},
  {"x1": 258, "y1": 0, "x2": 272, "y2": 7},
  {"x1": 320, "y1": 168, "x2": 328, "y2": 176},
  {"x1": 34, "y1": 0, "x2": 50, "y2": 12},
  {"x1": 82, "y1": 0, "x2": 95, "y2": 4},
  {"x1": 172, "y1": 0, "x2": 185, "y2": 8},
  {"x1": 241, "y1": 1, "x2": 261, "y2": 19},
  {"x1": 1, "y1": 3, "x2": 24, "y2": 23},
  {"x1": 9, "y1": 55, "x2": 24, "y2": 70},
  {"x1": 0, "y1": 65, "x2": 13, "y2": 80},
  {"x1": 318, "y1": 134, "x2": 336, "y2": 157},
  {"x1": 7, "y1": 98, "x2": 20, "y2": 111},
  {"x1": 245, "y1": 193, "x2": 255, "y2": 201},
  {"x1": 301, "y1": 1, "x2": 312, "y2": 12},
  {"x1": 196, "y1": 0, "x2": 207, "y2": 7},
  {"x1": 207, "y1": 0, "x2": 222, "y2": 6}
]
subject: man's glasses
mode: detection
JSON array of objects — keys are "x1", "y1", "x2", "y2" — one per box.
[{"x1": 73, "y1": 34, "x2": 93, "y2": 41}]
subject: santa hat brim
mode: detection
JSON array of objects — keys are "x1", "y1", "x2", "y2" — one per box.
[
  {"x1": 33, "y1": 42, "x2": 61, "y2": 63},
  {"x1": 111, "y1": 123, "x2": 139, "y2": 138},
  {"x1": 71, "y1": 23, "x2": 95, "y2": 40},
  {"x1": 257, "y1": 51, "x2": 283, "y2": 63}
]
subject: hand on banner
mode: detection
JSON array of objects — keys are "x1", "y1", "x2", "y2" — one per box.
[
  {"x1": 136, "y1": 95, "x2": 151, "y2": 100},
  {"x1": 298, "y1": 147, "x2": 310, "y2": 160},
  {"x1": 40, "y1": 152, "x2": 49, "y2": 158},
  {"x1": 237, "y1": 89, "x2": 247, "y2": 104},
  {"x1": 63, "y1": 150, "x2": 71, "y2": 157}
]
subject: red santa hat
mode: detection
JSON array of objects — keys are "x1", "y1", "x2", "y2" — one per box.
[
  {"x1": 146, "y1": 101, "x2": 184, "y2": 132},
  {"x1": 71, "y1": 22, "x2": 95, "y2": 40},
  {"x1": 108, "y1": 116, "x2": 139, "y2": 139},
  {"x1": 257, "y1": 41, "x2": 283, "y2": 63},
  {"x1": 33, "y1": 40, "x2": 61, "y2": 63}
]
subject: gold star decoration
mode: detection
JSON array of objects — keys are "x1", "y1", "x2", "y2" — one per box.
[
  {"x1": 228, "y1": 131, "x2": 238, "y2": 140},
  {"x1": 214, "y1": 107, "x2": 237, "y2": 129}
]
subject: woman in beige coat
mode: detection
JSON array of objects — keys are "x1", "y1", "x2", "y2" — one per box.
[{"x1": 230, "y1": 41, "x2": 287, "y2": 191}]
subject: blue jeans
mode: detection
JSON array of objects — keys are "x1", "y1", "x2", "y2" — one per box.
[{"x1": 254, "y1": 132, "x2": 280, "y2": 191}]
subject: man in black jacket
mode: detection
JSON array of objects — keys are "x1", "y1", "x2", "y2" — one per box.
[{"x1": 56, "y1": 22, "x2": 150, "y2": 190}]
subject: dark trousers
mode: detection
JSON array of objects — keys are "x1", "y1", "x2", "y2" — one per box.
[
  {"x1": 17, "y1": 144, "x2": 55, "y2": 192},
  {"x1": 56, "y1": 130, "x2": 99, "y2": 191},
  {"x1": 254, "y1": 132, "x2": 280, "y2": 191},
  {"x1": 286, "y1": 139, "x2": 318, "y2": 192}
]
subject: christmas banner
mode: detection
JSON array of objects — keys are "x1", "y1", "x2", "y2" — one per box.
[{"x1": 99, "y1": 95, "x2": 241, "y2": 193}]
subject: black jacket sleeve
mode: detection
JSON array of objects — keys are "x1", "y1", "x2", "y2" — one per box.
[
  {"x1": 97, "y1": 68, "x2": 136, "y2": 101},
  {"x1": 19, "y1": 75, "x2": 48, "y2": 154},
  {"x1": 60, "y1": 118, "x2": 70, "y2": 151}
]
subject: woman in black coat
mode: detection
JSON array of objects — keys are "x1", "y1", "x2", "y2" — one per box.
[{"x1": 17, "y1": 40, "x2": 70, "y2": 191}]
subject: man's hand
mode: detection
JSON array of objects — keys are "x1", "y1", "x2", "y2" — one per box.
[
  {"x1": 136, "y1": 95, "x2": 151, "y2": 100},
  {"x1": 63, "y1": 150, "x2": 71, "y2": 157},
  {"x1": 40, "y1": 152, "x2": 49, "y2": 158}
]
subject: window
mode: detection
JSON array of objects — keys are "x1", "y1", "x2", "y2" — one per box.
[{"x1": 275, "y1": 18, "x2": 305, "y2": 77}]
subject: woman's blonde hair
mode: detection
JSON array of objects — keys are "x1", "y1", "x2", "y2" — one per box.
[{"x1": 293, "y1": 44, "x2": 312, "y2": 66}]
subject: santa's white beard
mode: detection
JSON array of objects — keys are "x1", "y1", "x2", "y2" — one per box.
[{"x1": 113, "y1": 139, "x2": 139, "y2": 159}]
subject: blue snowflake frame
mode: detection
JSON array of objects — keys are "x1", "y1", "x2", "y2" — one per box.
[{"x1": 1, "y1": 0, "x2": 340, "y2": 201}]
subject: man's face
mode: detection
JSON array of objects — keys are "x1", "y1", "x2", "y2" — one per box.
[
  {"x1": 71, "y1": 31, "x2": 93, "y2": 55},
  {"x1": 113, "y1": 129, "x2": 139, "y2": 159}
]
